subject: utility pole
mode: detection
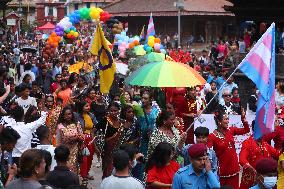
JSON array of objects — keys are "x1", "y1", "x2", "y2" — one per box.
[
  {"x1": 175, "y1": 0, "x2": 184, "y2": 47},
  {"x1": 18, "y1": 0, "x2": 22, "y2": 44}
]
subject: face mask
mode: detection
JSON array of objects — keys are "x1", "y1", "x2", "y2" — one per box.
[
  {"x1": 262, "y1": 176, "x2": 277, "y2": 188},
  {"x1": 131, "y1": 159, "x2": 137, "y2": 168}
]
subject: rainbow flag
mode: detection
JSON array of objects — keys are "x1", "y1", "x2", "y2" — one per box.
[
  {"x1": 238, "y1": 23, "x2": 275, "y2": 139},
  {"x1": 90, "y1": 24, "x2": 116, "y2": 93}
]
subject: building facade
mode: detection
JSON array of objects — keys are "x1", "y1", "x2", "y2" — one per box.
[
  {"x1": 7, "y1": 0, "x2": 37, "y2": 27},
  {"x1": 36, "y1": 0, "x2": 65, "y2": 26},
  {"x1": 105, "y1": 0, "x2": 236, "y2": 45}
]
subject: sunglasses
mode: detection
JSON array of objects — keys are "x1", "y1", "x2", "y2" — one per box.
[{"x1": 223, "y1": 94, "x2": 231, "y2": 97}]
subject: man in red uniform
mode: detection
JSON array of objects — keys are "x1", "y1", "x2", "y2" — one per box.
[
  {"x1": 239, "y1": 137, "x2": 280, "y2": 189},
  {"x1": 262, "y1": 113, "x2": 284, "y2": 151},
  {"x1": 183, "y1": 87, "x2": 205, "y2": 144}
]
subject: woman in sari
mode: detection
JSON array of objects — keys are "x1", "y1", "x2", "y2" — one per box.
[
  {"x1": 56, "y1": 106, "x2": 84, "y2": 174},
  {"x1": 147, "y1": 111, "x2": 186, "y2": 160},
  {"x1": 119, "y1": 105, "x2": 140, "y2": 148},
  {"x1": 96, "y1": 102, "x2": 123, "y2": 179},
  {"x1": 45, "y1": 95, "x2": 62, "y2": 146},
  {"x1": 75, "y1": 101, "x2": 97, "y2": 180}
]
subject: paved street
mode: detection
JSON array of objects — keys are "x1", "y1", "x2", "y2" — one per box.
[{"x1": 87, "y1": 156, "x2": 103, "y2": 189}]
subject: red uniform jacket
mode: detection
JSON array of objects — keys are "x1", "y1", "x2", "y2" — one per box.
[
  {"x1": 239, "y1": 137, "x2": 280, "y2": 189},
  {"x1": 207, "y1": 120, "x2": 250, "y2": 177},
  {"x1": 263, "y1": 126, "x2": 284, "y2": 151}
]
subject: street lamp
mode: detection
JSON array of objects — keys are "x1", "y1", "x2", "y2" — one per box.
[{"x1": 175, "y1": 0, "x2": 184, "y2": 47}]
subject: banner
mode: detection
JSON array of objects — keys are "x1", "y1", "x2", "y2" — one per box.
[
  {"x1": 68, "y1": 61, "x2": 93, "y2": 74},
  {"x1": 194, "y1": 114, "x2": 255, "y2": 156}
]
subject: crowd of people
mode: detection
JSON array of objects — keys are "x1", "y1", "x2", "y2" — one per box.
[{"x1": 0, "y1": 24, "x2": 284, "y2": 189}]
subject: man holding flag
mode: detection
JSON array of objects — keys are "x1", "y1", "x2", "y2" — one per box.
[{"x1": 90, "y1": 24, "x2": 116, "y2": 94}]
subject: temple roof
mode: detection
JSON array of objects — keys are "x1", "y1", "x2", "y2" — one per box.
[{"x1": 104, "y1": 0, "x2": 234, "y2": 16}]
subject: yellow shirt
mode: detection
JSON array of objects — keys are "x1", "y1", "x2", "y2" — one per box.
[
  {"x1": 83, "y1": 114, "x2": 93, "y2": 134},
  {"x1": 278, "y1": 153, "x2": 284, "y2": 189}
]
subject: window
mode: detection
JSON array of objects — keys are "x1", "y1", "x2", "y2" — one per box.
[
  {"x1": 86, "y1": 2, "x2": 91, "y2": 8},
  {"x1": 64, "y1": 6, "x2": 68, "y2": 16},
  {"x1": 74, "y1": 3, "x2": 79, "y2": 10},
  {"x1": 48, "y1": 6, "x2": 53, "y2": 16}
]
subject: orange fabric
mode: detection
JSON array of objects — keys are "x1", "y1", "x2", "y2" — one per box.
[
  {"x1": 146, "y1": 160, "x2": 180, "y2": 189},
  {"x1": 55, "y1": 88, "x2": 72, "y2": 107}
]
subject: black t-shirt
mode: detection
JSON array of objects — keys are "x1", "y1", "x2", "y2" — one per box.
[
  {"x1": 91, "y1": 102, "x2": 107, "y2": 123},
  {"x1": 96, "y1": 117, "x2": 118, "y2": 138}
]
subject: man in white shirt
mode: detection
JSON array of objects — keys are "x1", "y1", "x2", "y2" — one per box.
[
  {"x1": 0, "y1": 104, "x2": 47, "y2": 164},
  {"x1": 100, "y1": 150, "x2": 144, "y2": 189},
  {"x1": 19, "y1": 63, "x2": 36, "y2": 83},
  {"x1": 36, "y1": 126, "x2": 56, "y2": 171},
  {"x1": 15, "y1": 85, "x2": 37, "y2": 114}
]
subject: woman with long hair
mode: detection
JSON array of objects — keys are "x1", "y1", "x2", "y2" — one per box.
[
  {"x1": 75, "y1": 101, "x2": 97, "y2": 180},
  {"x1": 96, "y1": 102, "x2": 123, "y2": 179},
  {"x1": 119, "y1": 105, "x2": 140, "y2": 148},
  {"x1": 146, "y1": 142, "x2": 179, "y2": 189},
  {"x1": 53, "y1": 79, "x2": 72, "y2": 107},
  {"x1": 56, "y1": 106, "x2": 84, "y2": 174},
  {"x1": 147, "y1": 111, "x2": 186, "y2": 160},
  {"x1": 91, "y1": 90, "x2": 107, "y2": 123},
  {"x1": 45, "y1": 95, "x2": 62, "y2": 146},
  {"x1": 85, "y1": 88, "x2": 97, "y2": 106},
  {"x1": 207, "y1": 109, "x2": 249, "y2": 189}
]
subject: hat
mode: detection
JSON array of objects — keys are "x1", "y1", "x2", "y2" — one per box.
[
  {"x1": 255, "y1": 158, "x2": 277, "y2": 174},
  {"x1": 188, "y1": 143, "x2": 207, "y2": 158}
]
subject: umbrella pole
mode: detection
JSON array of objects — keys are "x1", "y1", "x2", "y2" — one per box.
[{"x1": 185, "y1": 65, "x2": 240, "y2": 133}]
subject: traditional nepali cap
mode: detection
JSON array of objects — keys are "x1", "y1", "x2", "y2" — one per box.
[
  {"x1": 188, "y1": 143, "x2": 207, "y2": 158},
  {"x1": 255, "y1": 158, "x2": 277, "y2": 174}
]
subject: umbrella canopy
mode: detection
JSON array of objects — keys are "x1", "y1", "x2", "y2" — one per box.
[
  {"x1": 133, "y1": 45, "x2": 146, "y2": 56},
  {"x1": 125, "y1": 60, "x2": 206, "y2": 87},
  {"x1": 20, "y1": 46, "x2": 37, "y2": 53},
  {"x1": 146, "y1": 52, "x2": 165, "y2": 62},
  {"x1": 37, "y1": 22, "x2": 55, "y2": 30}
]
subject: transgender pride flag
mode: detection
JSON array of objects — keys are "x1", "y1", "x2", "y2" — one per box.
[
  {"x1": 146, "y1": 13, "x2": 156, "y2": 40},
  {"x1": 239, "y1": 23, "x2": 276, "y2": 139}
]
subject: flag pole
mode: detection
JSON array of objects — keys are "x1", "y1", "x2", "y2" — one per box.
[{"x1": 185, "y1": 65, "x2": 241, "y2": 133}]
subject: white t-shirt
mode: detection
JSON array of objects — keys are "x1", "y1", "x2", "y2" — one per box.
[
  {"x1": 15, "y1": 96, "x2": 37, "y2": 114},
  {"x1": 19, "y1": 70, "x2": 36, "y2": 83},
  {"x1": 100, "y1": 175, "x2": 144, "y2": 189},
  {"x1": 0, "y1": 112, "x2": 48, "y2": 158},
  {"x1": 36, "y1": 144, "x2": 57, "y2": 171}
]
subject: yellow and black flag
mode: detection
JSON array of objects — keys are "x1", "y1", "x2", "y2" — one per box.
[{"x1": 90, "y1": 24, "x2": 116, "y2": 94}]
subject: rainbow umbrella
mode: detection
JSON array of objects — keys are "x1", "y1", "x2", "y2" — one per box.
[
  {"x1": 133, "y1": 45, "x2": 146, "y2": 56},
  {"x1": 125, "y1": 60, "x2": 206, "y2": 87}
]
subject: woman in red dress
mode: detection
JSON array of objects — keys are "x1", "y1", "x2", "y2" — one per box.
[
  {"x1": 146, "y1": 142, "x2": 180, "y2": 189},
  {"x1": 207, "y1": 109, "x2": 250, "y2": 189}
]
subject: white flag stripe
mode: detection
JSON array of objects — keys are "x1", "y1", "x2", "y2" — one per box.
[{"x1": 254, "y1": 42, "x2": 272, "y2": 69}]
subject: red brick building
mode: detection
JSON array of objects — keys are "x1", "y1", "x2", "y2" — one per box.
[
  {"x1": 36, "y1": 0, "x2": 65, "y2": 26},
  {"x1": 105, "y1": 0, "x2": 236, "y2": 44}
]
